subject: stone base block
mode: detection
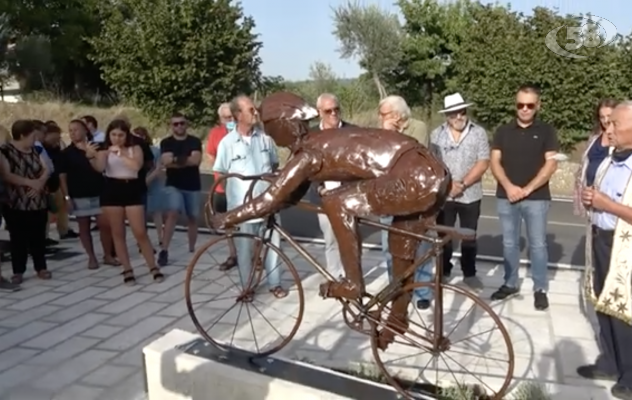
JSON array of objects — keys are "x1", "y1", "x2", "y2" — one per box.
[{"x1": 142, "y1": 329, "x2": 423, "y2": 400}]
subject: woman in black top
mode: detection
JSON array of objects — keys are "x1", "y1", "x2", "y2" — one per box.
[
  {"x1": 0, "y1": 120, "x2": 52, "y2": 284},
  {"x1": 59, "y1": 120, "x2": 119, "y2": 270}
]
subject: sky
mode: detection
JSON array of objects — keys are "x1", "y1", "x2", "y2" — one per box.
[{"x1": 239, "y1": 0, "x2": 629, "y2": 81}]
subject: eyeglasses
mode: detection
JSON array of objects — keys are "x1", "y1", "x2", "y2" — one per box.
[
  {"x1": 323, "y1": 107, "x2": 340, "y2": 115},
  {"x1": 172, "y1": 121, "x2": 186, "y2": 127},
  {"x1": 516, "y1": 103, "x2": 536, "y2": 110}
]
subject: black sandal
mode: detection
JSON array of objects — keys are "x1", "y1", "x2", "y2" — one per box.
[
  {"x1": 150, "y1": 267, "x2": 165, "y2": 282},
  {"x1": 122, "y1": 270, "x2": 136, "y2": 286},
  {"x1": 219, "y1": 256, "x2": 237, "y2": 271}
]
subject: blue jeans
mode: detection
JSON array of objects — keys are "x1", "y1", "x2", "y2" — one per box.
[
  {"x1": 235, "y1": 220, "x2": 281, "y2": 289},
  {"x1": 163, "y1": 187, "x2": 201, "y2": 219},
  {"x1": 379, "y1": 216, "x2": 434, "y2": 301},
  {"x1": 496, "y1": 199, "x2": 550, "y2": 292}
]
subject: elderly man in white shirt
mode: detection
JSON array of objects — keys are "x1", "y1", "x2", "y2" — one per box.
[{"x1": 313, "y1": 93, "x2": 353, "y2": 277}]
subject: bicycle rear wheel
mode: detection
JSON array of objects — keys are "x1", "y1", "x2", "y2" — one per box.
[{"x1": 370, "y1": 282, "x2": 514, "y2": 399}]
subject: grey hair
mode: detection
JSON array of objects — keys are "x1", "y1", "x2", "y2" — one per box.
[
  {"x1": 378, "y1": 95, "x2": 411, "y2": 121},
  {"x1": 617, "y1": 100, "x2": 632, "y2": 110},
  {"x1": 217, "y1": 102, "x2": 230, "y2": 116},
  {"x1": 316, "y1": 93, "x2": 339, "y2": 109},
  {"x1": 229, "y1": 95, "x2": 250, "y2": 119}
]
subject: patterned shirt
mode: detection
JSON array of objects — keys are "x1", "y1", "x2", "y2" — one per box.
[
  {"x1": 0, "y1": 143, "x2": 48, "y2": 211},
  {"x1": 430, "y1": 121, "x2": 490, "y2": 204}
]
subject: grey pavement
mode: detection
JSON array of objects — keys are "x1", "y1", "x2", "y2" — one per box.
[
  {"x1": 0, "y1": 224, "x2": 616, "y2": 399},
  {"x1": 197, "y1": 173, "x2": 586, "y2": 266}
]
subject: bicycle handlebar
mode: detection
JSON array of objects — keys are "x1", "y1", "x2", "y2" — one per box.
[{"x1": 204, "y1": 172, "x2": 279, "y2": 230}]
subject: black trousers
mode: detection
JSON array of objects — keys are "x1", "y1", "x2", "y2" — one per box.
[
  {"x1": 212, "y1": 192, "x2": 228, "y2": 213},
  {"x1": 438, "y1": 200, "x2": 481, "y2": 277},
  {"x1": 4, "y1": 208, "x2": 48, "y2": 274},
  {"x1": 592, "y1": 226, "x2": 632, "y2": 387}
]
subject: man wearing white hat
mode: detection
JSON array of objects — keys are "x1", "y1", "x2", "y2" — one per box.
[{"x1": 430, "y1": 93, "x2": 490, "y2": 290}]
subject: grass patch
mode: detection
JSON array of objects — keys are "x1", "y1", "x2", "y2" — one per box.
[{"x1": 293, "y1": 357, "x2": 552, "y2": 399}]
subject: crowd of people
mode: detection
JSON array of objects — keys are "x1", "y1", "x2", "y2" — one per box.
[
  {"x1": 0, "y1": 86, "x2": 631, "y2": 398},
  {"x1": 0, "y1": 113, "x2": 207, "y2": 289}
]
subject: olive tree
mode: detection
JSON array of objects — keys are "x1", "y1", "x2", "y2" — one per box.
[{"x1": 331, "y1": 1, "x2": 402, "y2": 99}]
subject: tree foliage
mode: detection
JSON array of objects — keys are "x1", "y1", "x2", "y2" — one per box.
[
  {"x1": 389, "y1": 0, "x2": 632, "y2": 151},
  {"x1": 331, "y1": 1, "x2": 401, "y2": 98},
  {"x1": 0, "y1": 0, "x2": 107, "y2": 97},
  {"x1": 89, "y1": 0, "x2": 262, "y2": 125}
]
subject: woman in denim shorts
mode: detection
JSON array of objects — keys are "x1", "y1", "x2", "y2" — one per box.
[
  {"x1": 59, "y1": 120, "x2": 119, "y2": 270},
  {"x1": 139, "y1": 128, "x2": 167, "y2": 245}
]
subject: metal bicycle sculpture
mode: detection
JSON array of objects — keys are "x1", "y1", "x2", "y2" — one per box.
[{"x1": 185, "y1": 172, "x2": 515, "y2": 399}]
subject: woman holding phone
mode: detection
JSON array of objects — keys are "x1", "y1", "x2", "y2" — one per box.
[{"x1": 86, "y1": 119, "x2": 164, "y2": 285}]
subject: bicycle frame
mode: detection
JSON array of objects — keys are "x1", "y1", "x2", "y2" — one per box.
[{"x1": 207, "y1": 172, "x2": 470, "y2": 346}]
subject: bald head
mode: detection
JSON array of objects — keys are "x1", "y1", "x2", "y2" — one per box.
[{"x1": 607, "y1": 102, "x2": 632, "y2": 149}]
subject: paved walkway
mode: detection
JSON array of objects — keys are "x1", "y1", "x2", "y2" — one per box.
[{"x1": 0, "y1": 227, "x2": 617, "y2": 399}]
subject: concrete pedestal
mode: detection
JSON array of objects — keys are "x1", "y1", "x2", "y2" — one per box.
[{"x1": 142, "y1": 329, "x2": 414, "y2": 400}]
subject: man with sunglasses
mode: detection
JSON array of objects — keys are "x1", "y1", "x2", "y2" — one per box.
[
  {"x1": 159, "y1": 113, "x2": 202, "y2": 266},
  {"x1": 490, "y1": 84, "x2": 559, "y2": 310},
  {"x1": 431, "y1": 93, "x2": 489, "y2": 290},
  {"x1": 312, "y1": 93, "x2": 353, "y2": 278}
]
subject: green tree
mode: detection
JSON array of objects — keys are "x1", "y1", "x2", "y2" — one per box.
[
  {"x1": 309, "y1": 61, "x2": 340, "y2": 96},
  {"x1": 331, "y1": 1, "x2": 401, "y2": 98},
  {"x1": 389, "y1": 0, "x2": 469, "y2": 118},
  {"x1": 0, "y1": 0, "x2": 107, "y2": 97},
  {"x1": 449, "y1": 4, "x2": 630, "y2": 150},
  {"x1": 90, "y1": 0, "x2": 262, "y2": 125}
]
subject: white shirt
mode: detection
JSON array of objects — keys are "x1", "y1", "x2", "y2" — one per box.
[
  {"x1": 92, "y1": 130, "x2": 105, "y2": 143},
  {"x1": 320, "y1": 121, "x2": 342, "y2": 190}
]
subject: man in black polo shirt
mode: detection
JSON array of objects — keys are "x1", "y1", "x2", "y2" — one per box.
[
  {"x1": 489, "y1": 84, "x2": 560, "y2": 310},
  {"x1": 158, "y1": 113, "x2": 202, "y2": 266}
]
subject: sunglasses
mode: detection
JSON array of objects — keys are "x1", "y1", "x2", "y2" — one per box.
[
  {"x1": 516, "y1": 103, "x2": 536, "y2": 110},
  {"x1": 172, "y1": 121, "x2": 186, "y2": 127},
  {"x1": 323, "y1": 107, "x2": 340, "y2": 115}
]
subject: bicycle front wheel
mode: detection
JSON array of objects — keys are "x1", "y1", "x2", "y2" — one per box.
[{"x1": 185, "y1": 233, "x2": 305, "y2": 357}]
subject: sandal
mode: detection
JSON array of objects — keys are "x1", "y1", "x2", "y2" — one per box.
[
  {"x1": 103, "y1": 258, "x2": 121, "y2": 267},
  {"x1": 219, "y1": 256, "x2": 237, "y2": 271},
  {"x1": 122, "y1": 270, "x2": 136, "y2": 286},
  {"x1": 37, "y1": 270, "x2": 52, "y2": 280},
  {"x1": 87, "y1": 262, "x2": 99, "y2": 270},
  {"x1": 149, "y1": 267, "x2": 165, "y2": 283},
  {"x1": 269, "y1": 286, "x2": 288, "y2": 299}
]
